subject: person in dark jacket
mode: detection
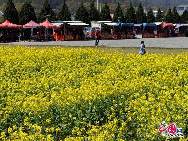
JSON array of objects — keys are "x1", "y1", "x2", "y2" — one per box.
[{"x1": 95, "y1": 30, "x2": 101, "y2": 47}]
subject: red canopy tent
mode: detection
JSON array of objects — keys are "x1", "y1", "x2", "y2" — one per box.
[
  {"x1": 23, "y1": 21, "x2": 42, "y2": 40},
  {"x1": 23, "y1": 20, "x2": 41, "y2": 28},
  {"x1": 158, "y1": 22, "x2": 175, "y2": 37},
  {"x1": 40, "y1": 19, "x2": 56, "y2": 28},
  {"x1": 0, "y1": 20, "x2": 22, "y2": 28},
  {"x1": 39, "y1": 19, "x2": 57, "y2": 40},
  {"x1": 0, "y1": 20, "x2": 22, "y2": 42}
]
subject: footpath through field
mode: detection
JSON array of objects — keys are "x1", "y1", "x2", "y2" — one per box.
[{"x1": 3, "y1": 37, "x2": 188, "y2": 48}]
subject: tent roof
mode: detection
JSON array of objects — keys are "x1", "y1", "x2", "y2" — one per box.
[
  {"x1": 52, "y1": 22, "x2": 64, "y2": 27},
  {"x1": 134, "y1": 24, "x2": 142, "y2": 27},
  {"x1": 40, "y1": 19, "x2": 56, "y2": 28},
  {"x1": 63, "y1": 21, "x2": 82, "y2": 23},
  {"x1": 162, "y1": 22, "x2": 174, "y2": 29},
  {"x1": 0, "y1": 20, "x2": 22, "y2": 28},
  {"x1": 121, "y1": 23, "x2": 134, "y2": 26},
  {"x1": 68, "y1": 23, "x2": 89, "y2": 26},
  {"x1": 104, "y1": 22, "x2": 119, "y2": 26},
  {"x1": 175, "y1": 24, "x2": 188, "y2": 28},
  {"x1": 155, "y1": 22, "x2": 162, "y2": 25},
  {"x1": 23, "y1": 20, "x2": 41, "y2": 28},
  {"x1": 97, "y1": 21, "x2": 112, "y2": 23},
  {"x1": 143, "y1": 23, "x2": 157, "y2": 27}
]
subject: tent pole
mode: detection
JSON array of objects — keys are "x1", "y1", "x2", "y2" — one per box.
[
  {"x1": 64, "y1": 24, "x2": 66, "y2": 40},
  {"x1": 31, "y1": 28, "x2": 33, "y2": 40},
  {"x1": 45, "y1": 28, "x2": 47, "y2": 41}
]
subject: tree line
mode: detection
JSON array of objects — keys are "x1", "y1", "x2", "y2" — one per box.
[{"x1": 3, "y1": 0, "x2": 188, "y2": 24}]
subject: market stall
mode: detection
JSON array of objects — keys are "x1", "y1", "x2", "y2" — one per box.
[
  {"x1": 159, "y1": 22, "x2": 175, "y2": 37},
  {"x1": 175, "y1": 24, "x2": 188, "y2": 37},
  {"x1": 22, "y1": 20, "x2": 42, "y2": 41},
  {"x1": 142, "y1": 23, "x2": 157, "y2": 38},
  {"x1": 121, "y1": 23, "x2": 134, "y2": 39},
  {"x1": 52, "y1": 22, "x2": 64, "y2": 41},
  {"x1": 0, "y1": 20, "x2": 22, "y2": 42},
  {"x1": 64, "y1": 22, "x2": 89, "y2": 40},
  {"x1": 86, "y1": 21, "x2": 102, "y2": 39},
  {"x1": 134, "y1": 24, "x2": 143, "y2": 33},
  {"x1": 102, "y1": 22, "x2": 121, "y2": 39},
  {"x1": 40, "y1": 19, "x2": 57, "y2": 41}
]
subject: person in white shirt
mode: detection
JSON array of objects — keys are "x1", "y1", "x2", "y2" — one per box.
[{"x1": 139, "y1": 41, "x2": 146, "y2": 55}]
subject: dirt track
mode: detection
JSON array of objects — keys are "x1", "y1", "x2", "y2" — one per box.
[{"x1": 2, "y1": 37, "x2": 188, "y2": 48}]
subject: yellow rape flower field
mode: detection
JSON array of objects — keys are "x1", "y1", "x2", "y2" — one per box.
[{"x1": 0, "y1": 46, "x2": 188, "y2": 141}]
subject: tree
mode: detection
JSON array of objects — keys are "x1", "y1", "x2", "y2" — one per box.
[
  {"x1": 181, "y1": 10, "x2": 188, "y2": 23},
  {"x1": 58, "y1": 2, "x2": 71, "y2": 21},
  {"x1": 89, "y1": 1, "x2": 100, "y2": 21},
  {"x1": 165, "y1": 8, "x2": 174, "y2": 23},
  {"x1": 113, "y1": 2, "x2": 124, "y2": 22},
  {"x1": 147, "y1": 8, "x2": 155, "y2": 23},
  {"x1": 136, "y1": 3, "x2": 145, "y2": 23},
  {"x1": 156, "y1": 8, "x2": 163, "y2": 22},
  {"x1": 38, "y1": 0, "x2": 56, "y2": 22},
  {"x1": 3, "y1": 0, "x2": 19, "y2": 24},
  {"x1": 75, "y1": 3, "x2": 89, "y2": 23},
  {"x1": 19, "y1": 2, "x2": 37, "y2": 24},
  {"x1": 100, "y1": 3, "x2": 112, "y2": 21},
  {"x1": 126, "y1": 2, "x2": 136, "y2": 23},
  {"x1": 172, "y1": 7, "x2": 180, "y2": 23}
]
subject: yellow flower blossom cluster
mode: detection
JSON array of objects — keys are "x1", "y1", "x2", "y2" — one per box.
[{"x1": 0, "y1": 46, "x2": 188, "y2": 140}]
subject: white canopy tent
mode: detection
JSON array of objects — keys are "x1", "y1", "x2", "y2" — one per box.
[
  {"x1": 155, "y1": 22, "x2": 162, "y2": 26},
  {"x1": 64, "y1": 21, "x2": 82, "y2": 23},
  {"x1": 104, "y1": 23, "x2": 119, "y2": 26},
  {"x1": 68, "y1": 23, "x2": 89, "y2": 26},
  {"x1": 52, "y1": 23, "x2": 64, "y2": 27},
  {"x1": 97, "y1": 21, "x2": 112, "y2": 23},
  {"x1": 175, "y1": 24, "x2": 188, "y2": 28}
]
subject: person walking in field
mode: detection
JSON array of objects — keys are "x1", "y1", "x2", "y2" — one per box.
[
  {"x1": 139, "y1": 41, "x2": 146, "y2": 55},
  {"x1": 95, "y1": 29, "x2": 101, "y2": 47}
]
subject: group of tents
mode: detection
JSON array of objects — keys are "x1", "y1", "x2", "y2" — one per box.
[
  {"x1": 88, "y1": 21, "x2": 188, "y2": 39},
  {"x1": 0, "y1": 19, "x2": 188, "y2": 42},
  {"x1": 0, "y1": 19, "x2": 59, "y2": 42}
]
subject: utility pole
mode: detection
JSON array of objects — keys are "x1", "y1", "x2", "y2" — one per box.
[
  {"x1": 97, "y1": 0, "x2": 99, "y2": 10},
  {"x1": 97, "y1": 0, "x2": 102, "y2": 12},
  {"x1": 173, "y1": 0, "x2": 177, "y2": 7}
]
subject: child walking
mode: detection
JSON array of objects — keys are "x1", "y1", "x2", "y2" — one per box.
[{"x1": 139, "y1": 41, "x2": 146, "y2": 55}]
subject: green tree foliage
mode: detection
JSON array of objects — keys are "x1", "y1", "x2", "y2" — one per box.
[
  {"x1": 156, "y1": 8, "x2": 163, "y2": 22},
  {"x1": 136, "y1": 3, "x2": 146, "y2": 23},
  {"x1": 165, "y1": 8, "x2": 174, "y2": 23},
  {"x1": 113, "y1": 2, "x2": 124, "y2": 22},
  {"x1": 126, "y1": 2, "x2": 136, "y2": 23},
  {"x1": 75, "y1": 3, "x2": 89, "y2": 23},
  {"x1": 3, "y1": 0, "x2": 19, "y2": 24},
  {"x1": 19, "y1": 2, "x2": 37, "y2": 24},
  {"x1": 181, "y1": 10, "x2": 188, "y2": 23},
  {"x1": 38, "y1": 0, "x2": 56, "y2": 22},
  {"x1": 100, "y1": 3, "x2": 112, "y2": 21},
  {"x1": 89, "y1": 1, "x2": 100, "y2": 22},
  {"x1": 58, "y1": 1, "x2": 71, "y2": 21},
  {"x1": 147, "y1": 8, "x2": 155, "y2": 23},
  {"x1": 172, "y1": 7, "x2": 180, "y2": 23}
]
